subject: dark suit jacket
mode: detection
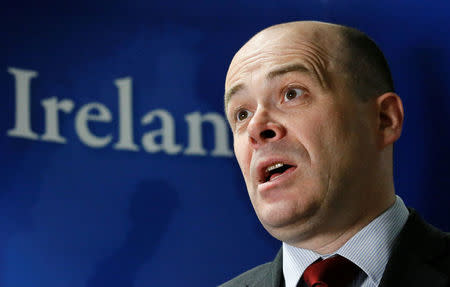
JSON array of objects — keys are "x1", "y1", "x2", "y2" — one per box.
[{"x1": 219, "y1": 210, "x2": 450, "y2": 287}]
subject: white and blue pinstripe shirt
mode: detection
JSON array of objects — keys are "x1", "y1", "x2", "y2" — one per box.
[{"x1": 282, "y1": 196, "x2": 409, "y2": 287}]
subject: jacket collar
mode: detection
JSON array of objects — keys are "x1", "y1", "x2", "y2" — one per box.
[
  {"x1": 379, "y1": 209, "x2": 448, "y2": 287},
  {"x1": 251, "y1": 249, "x2": 284, "y2": 287}
]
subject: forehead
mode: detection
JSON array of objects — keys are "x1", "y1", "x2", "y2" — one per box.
[{"x1": 225, "y1": 24, "x2": 344, "y2": 107}]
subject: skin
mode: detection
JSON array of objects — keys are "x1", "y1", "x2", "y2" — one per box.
[{"x1": 225, "y1": 21, "x2": 404, "y2": 254}]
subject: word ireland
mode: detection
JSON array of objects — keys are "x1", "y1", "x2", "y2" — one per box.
[{"x1": 6, "y1": 67, "x2": 233, "y2": 157}]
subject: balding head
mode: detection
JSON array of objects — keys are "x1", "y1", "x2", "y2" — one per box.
[{"x1": 225, "y1": 21, "x2": 394, "y2": 108}]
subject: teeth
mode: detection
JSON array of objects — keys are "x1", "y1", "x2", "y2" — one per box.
[{"x1": 266, "y1": 163, "x2": 284, "y2": 172}]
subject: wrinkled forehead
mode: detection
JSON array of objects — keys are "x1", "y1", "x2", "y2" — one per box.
[{"x1": 225, "y1": 23, "x2": 345, "y2": 105}]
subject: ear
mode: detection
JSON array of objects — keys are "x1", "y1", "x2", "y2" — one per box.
[{"x1": 376, "y1": 92, "x2": 404, "y2": 149}]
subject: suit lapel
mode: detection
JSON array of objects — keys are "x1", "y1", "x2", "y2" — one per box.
[
  {"x1": 379, "y1": 210, "x2": 448, "y2": 287},
  {"x1": 380, "y1": 250, "x2": 447, "y2": 286},
  {"x1": 251, "y1": 249, "x2": 284, "y2": 287}
]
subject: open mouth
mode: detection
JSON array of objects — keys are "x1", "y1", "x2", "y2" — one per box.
[{"x1": 263, "y1": 162, "x2": 295, "y2": 183}]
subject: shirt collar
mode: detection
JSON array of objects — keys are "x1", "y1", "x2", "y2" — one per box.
[{"x1": 282, "y1": 195, "x2": 409, "y2": 287}]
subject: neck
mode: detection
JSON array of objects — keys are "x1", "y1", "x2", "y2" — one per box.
[{"x1": 289, "y1": 189, "x2": 396, "y2": 255}]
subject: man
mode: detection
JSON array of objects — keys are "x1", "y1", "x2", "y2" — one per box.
[{"x1": 221, "y1": 21, "x2": 449, "y2": 287}]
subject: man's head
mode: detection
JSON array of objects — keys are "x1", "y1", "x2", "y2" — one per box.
[{"x1": 224, "y1": 21, "x2": 404, "y2": 252}]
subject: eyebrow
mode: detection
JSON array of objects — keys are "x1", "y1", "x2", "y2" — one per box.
[
  {"x1": 224, "y1": 63, "x2": 314, "y2": 109},
  {"x1": 224, "y1": 83, "x2": 244, "y2": 109},
  {"x1": 267, "y1": 63, "x2": 311, "y2": 79}
]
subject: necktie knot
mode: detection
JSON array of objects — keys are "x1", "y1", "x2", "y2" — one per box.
[{"x1": 302, "y1": 255, "x2": 360, "y2": 287}]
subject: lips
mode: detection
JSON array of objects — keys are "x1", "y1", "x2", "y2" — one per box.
[{"x1": 257, "y1": 159, "x2": 297, "y2": 184}]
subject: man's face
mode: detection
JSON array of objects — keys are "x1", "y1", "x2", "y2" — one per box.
[{"x1": 225, "y1": 24, "x2": 379, "y2": 244}]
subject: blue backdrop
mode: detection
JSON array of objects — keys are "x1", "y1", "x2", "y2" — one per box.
[{"x1": 1, "y1": 1, "x2": 449, "y2": 286}]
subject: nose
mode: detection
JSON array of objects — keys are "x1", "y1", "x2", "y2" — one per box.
[{"x1": 247, "y1": 109, "x2": 286, "y2": 149}]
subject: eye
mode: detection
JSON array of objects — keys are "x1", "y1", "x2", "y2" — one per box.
[
  {"x1": 236, "y1": 109, "x2": 253, "y2": 122},
  {"x1": 284, "y1": 88, "x2": 304, "y2": 101}
]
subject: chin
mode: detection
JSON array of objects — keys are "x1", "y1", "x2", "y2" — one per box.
[{"x1": 255, "y1": 199, "x2": 320, "y2": 232}]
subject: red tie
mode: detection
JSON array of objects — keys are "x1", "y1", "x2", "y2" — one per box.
[{"x1": 302, "y1": 255, "x2": 360, "y2": 287}]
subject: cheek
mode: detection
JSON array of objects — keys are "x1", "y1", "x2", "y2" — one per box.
[
  {"x1": 289, "y1": 107, "x2": 352, "y2": 178},
  {"x1": 308, "y1": 105, "x2": 368, "y2": 176},
  {"x1": 233, "y1": 136, "x2": 251, "y2": 178},
  {"x1": 290, "y1": 110, "x2": 336, "y2": 162}
]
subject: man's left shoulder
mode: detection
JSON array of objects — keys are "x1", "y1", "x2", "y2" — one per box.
[
  {"x1": 419, "y1": 215, "x2": 450, "y2": 273},
  {"x1": 402, "y1": 209, "x2": 450, "y2": 265},
  {"x1": 380, "y1": 209, "x2": 450, "y2": 286}
]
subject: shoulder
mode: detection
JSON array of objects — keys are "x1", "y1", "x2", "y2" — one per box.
[
  {"x1": 380, "y1": 209, "x2": 450, "y2": 286},
  {"x1": 402, "y1": 209, "x2": 450, "y2": 262},
  {"x1": 218, "y1": 249, "x2": 283, "y2": 287},
  {"x1": 401, "y1": 209, "x2": 450, "y2": 265},
  {"x1": 218, "y1": 262, "x2": 273, "y2": 287},
  {"x1": 418, "y1": 214, "x2": 450, "y2": 272}
]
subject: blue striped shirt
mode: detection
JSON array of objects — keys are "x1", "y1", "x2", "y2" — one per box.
[{"x1": 282, "y1": 196, "x2": 409, "y2": 287}]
